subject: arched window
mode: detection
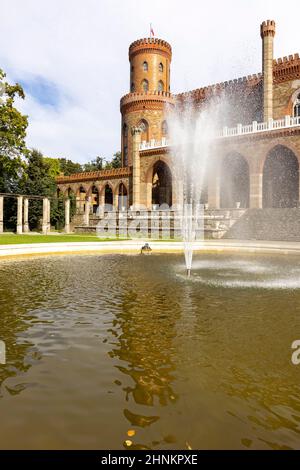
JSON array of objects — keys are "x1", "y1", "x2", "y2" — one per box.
[
  {"x1": 142, "y1": 79, "x2": 149, "y2": 92},
  {"x1": 138, "y1": 119, "x2": 149, "y2": 142},
  {"x1": 158, "y1": 80, "x2": 164, "y2": 92},
  {"x1": 123, "y1": 123, "x2": 128, "y2": 166},
  {"x1": 294, "y1": 93, "x2": 300, "y2": 117},
  {"x1": 131, "y1": 82, "x2": 135, "y2": 92},
  {"x1": 159, "y1": 62, "x2": 163, "y2": 72},
  {"x1": 161, "y1": 120, "x2": 168, "y2": 136},
  {"x1": 143, "y1": 61, "x2": 148, "y2": 72}
]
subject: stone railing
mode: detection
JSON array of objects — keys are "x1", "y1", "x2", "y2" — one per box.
[
  {"x1": 140, "y1": 137, "x2": 170, "y2": 150},
  {"x1": 139, "y1": 115, "x2": 300, "y2": 150},
  {"x1": 219, "y1": 115, "x2": 300, "y2": 138}
]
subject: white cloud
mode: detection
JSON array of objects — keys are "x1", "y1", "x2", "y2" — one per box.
[{"x1": 0, "y1": 0, "x2": 299, "y2": 162}]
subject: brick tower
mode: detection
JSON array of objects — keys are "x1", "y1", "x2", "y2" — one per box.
[
  {"x1": 260, "y1": 20, "x2": 276, "y2": 121},
  {"x1": 120, "y1": 37, "x2": 174, "y2": 167}
]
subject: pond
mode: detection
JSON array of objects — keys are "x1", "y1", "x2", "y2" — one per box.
[{"x1": 0, "y1": 253, "x2": 300, "y2": 449}]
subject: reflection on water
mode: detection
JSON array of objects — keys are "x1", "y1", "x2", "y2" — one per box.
[{"x1": 0, "y1": 253, "x2": 300, "y2": 449}]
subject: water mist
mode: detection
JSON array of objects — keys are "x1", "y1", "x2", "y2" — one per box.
[{"x1": 167, "y1": 93, "x2": 229, "y2": 276}]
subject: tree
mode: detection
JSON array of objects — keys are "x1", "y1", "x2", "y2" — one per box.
[
  {"x1": 110, "y1": 151, "x2": 122, "y2": 169},
  {"x1": 58, "y1": 158, "x2": 82, "y2": 176},
  {"x1": 44, "y1": 157, "x2": 61, "y2": 178},
  {"x1": 83, "y1": 156, "x2": 105, "y2": 172},
  {"x1": 20, "y1": 149, "x2": 57, "y2": 229},
  {"x1": 0, "y1": 69, "x2": 28, "y2": 192}
]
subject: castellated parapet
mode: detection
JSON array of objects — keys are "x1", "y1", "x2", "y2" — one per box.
[
  {"x1": 260, "y1": 20, "x2": 276, "y2": 38},
  {"x1": 129, "y1": 38, "x2": 172, "y2": 60}
]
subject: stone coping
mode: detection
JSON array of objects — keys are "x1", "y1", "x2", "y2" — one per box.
[{"x1": 1, "y1": 240, "x2": 300, "y2": 259}]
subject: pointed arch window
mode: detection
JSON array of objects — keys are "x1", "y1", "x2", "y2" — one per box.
[
  {"x1": 138, "y1": 119, "x2": 149, "y2": 142},
  {"x1": 142, "y1": 79, "x2": 149, "y2": 92},
  {"x1": 143, "y1": 61, "x2": 148, "y2": 72},
  {"x1": 159, "y1": 62, "x2": 163, "y2": 72},
  {"x1": 161, "y1": 120, "x2": 168, "y2": 137},
  {"x1": 294, "y1": 93, "x2": 300, "y2": 118},
  {"x1": 158, "y1": 80, "x2": 164, "y2": 92},
  {"x1": 131, "y1": 82, "x2": 135, "y2": 92}
]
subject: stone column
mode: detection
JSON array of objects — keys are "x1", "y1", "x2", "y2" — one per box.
[
  {"x1": 75, "y1": 196, "x2": 80, "y2": 214},
  {"x1": 131, "y1": 126, "x2": 142, "y2": 209},
  {"x1": 113, "y1": 188, "x2": 119, "y2": 211},
  {"x1": 0, "y1": 196, "x2": 3, "y2": 233},
  {"x1": 47, "y1": 198, "x2": 51, "y2": 232},
  {"x1": 250, "y1": 172, "x2": 263, "y2": 208},
  {"x1": 261, "y1": 20, "x2": 276, "y2": 121},
  {"x1": 42, "y1": 197, "x2": 49, "y2": 234},
  {"x1": 65, "y1": 198, "x2": 70, "y2": 233},
  {"x1": 17, "y1": 196, "x2": 23, "y2": 234},
  {"x1": 23, "y1": 198, "x2": 29, "y2": 232},
  {"x1": 84, "y1": 196, "x2": 91, "y2": 225}
]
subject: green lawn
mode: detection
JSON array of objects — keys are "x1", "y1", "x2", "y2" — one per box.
[{"x1": 0, "y1": 233, "x2": 123, "y2": 244}]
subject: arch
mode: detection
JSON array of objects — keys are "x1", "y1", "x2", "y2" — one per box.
[
  {"x1": 159, "y1": 62, "x2": 164, "y2": 73},
  {"x1": 138, "y1": 119, "x2": 149, "y2": 142},
  {"x1": 151, "y1": 160, "x2": 172, "y2": 208},
  {"x1": 76, "y1": 185, "x2": 88, "y2": 214},
  {"x1": 161, "y1": 120, "x2": 168, "y2": 137},
  {"x1": 130, "y1": 82, "x2": 135, "y2": 93},
  {"x1": 158, "y1": 80, "x2": 164, "y2": 92},
  {"x1": 90, "y1": 185, "x2": 100, "y2": 214},
  {"x1": 263, "y1": 145, "x2": 299, "y2": 208},
  {"x1": 104, "y1": 183, "x2": 113, "y2": 210},
  {"x1": 143, "y1": 61, "x2": 148, "y2": 72},
  {"x1": 141, "y1": 79, "x2": 149, "y2": 92},
  {"x1": 67, "y1": 186, "x2": 76, "y2": 197},
  {"x1": 220, "y1": 152, "x2": 250, "y2": 208},
  {"x1": 118, "y1": 182, "x2": 128, "y2": 210}
]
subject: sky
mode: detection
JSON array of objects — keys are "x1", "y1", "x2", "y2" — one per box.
[{"x1": 0, "y1": 0, "x2": 299, "y2": 163}]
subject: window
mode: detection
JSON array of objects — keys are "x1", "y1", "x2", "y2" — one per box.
[
  {"x1": 158, "y1": 80, "x2": 164, "y2": 92},
  {"x1": 294, "y1": 93, "x2": 300, "y2": 117},
  {"x1": 159, "y1": 62, "x2": 163, "y2": 72},
  {"x1": 161, "y1": 120, "x2": 168, "y2": 136},
  {"x1": 142, "y1": 79, "x2": 149, "y2": 92},
  {"x1": 131, "y1": 65, "x2": 134, "y2": 73},
  {"x1": 143, "y1": 61, "x2": 148, "y2": 72},
  {"x1": 131, "y1": 82, "x2": 135, "y2": 92},
  {"x1": 138, "y1": 119, "x2": 149, "y2": 141}
]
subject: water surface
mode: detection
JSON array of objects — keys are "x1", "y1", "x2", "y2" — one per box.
[{"x1": 0, "y1": 253, "x2": 300, "y2": 449}]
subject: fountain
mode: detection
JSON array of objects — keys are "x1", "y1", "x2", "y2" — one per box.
[{"x1": 167, "y1": 94, "x2": 229, "y2": 275}]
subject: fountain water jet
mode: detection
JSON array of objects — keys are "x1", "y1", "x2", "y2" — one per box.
[{"x1": 167, "y1": 93, "x2": 229, "y2": 275}]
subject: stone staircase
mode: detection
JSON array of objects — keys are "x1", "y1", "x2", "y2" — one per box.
[
  {"x1": 72, "y1": 208, "x2": 247, "y2": 239},
  {"x1": 223, "y1": 208, "x2": 300, "y2": 241}
]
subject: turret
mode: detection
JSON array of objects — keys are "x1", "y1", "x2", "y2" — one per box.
[
  {"x1": 120, "y1": 38, "x2": 174, "y2": 167},
  {"x1": 260, "y1": 20, "x2": 276, "y2": 121}
]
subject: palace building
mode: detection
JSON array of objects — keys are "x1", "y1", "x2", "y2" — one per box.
[{"x1": 56, "y1": 20, "x2": 300, "y2": 237}]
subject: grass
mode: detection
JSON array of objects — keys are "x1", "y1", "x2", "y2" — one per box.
[
  {"x1": 0, "y1": 233, "x2": 123, "y2": 245},
  {"x1": 0, "y1": 233, "x2": 182, "y2": 245}
]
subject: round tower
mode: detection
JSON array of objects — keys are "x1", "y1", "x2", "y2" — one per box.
[{"x1": 120, "y1": 38, "x2": 174, "y2": 167}]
